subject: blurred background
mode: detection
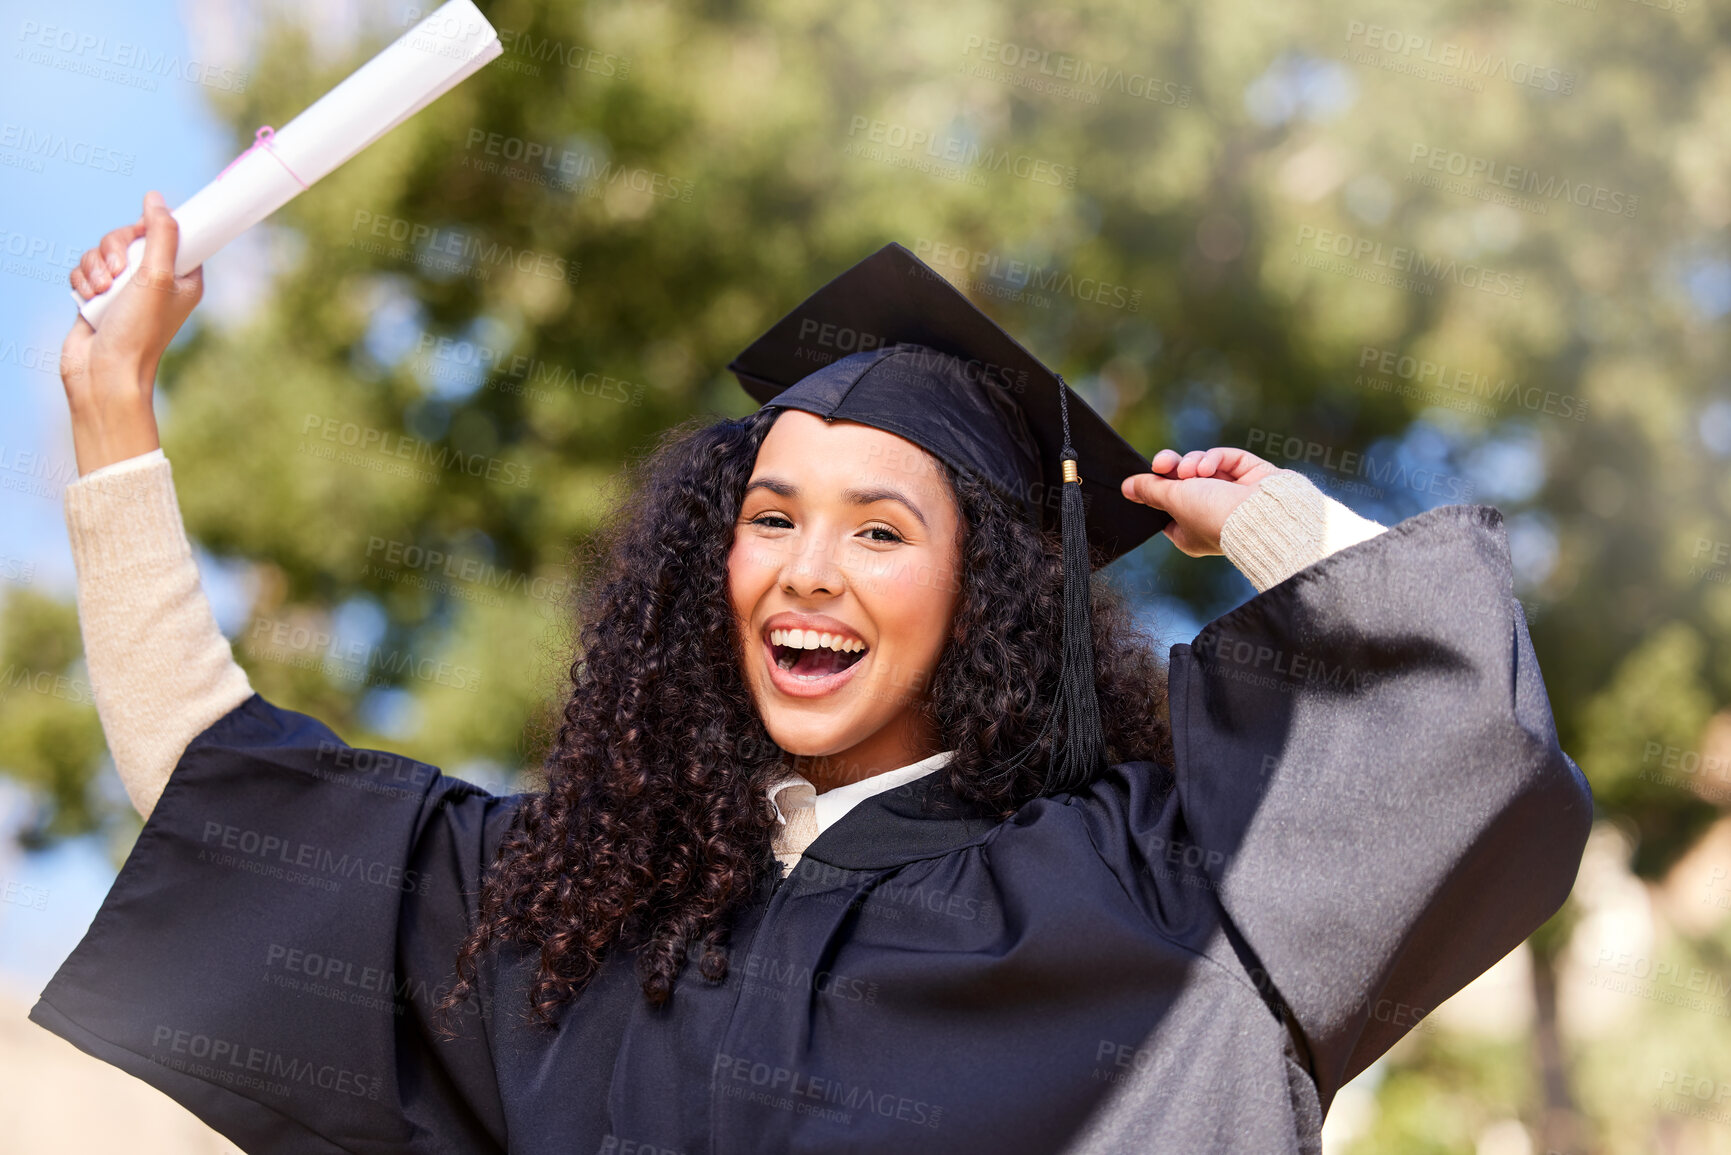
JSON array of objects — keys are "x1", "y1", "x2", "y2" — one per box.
[{"x1": 0, "y1": 0, "x2": 1727, "y2": 1149}]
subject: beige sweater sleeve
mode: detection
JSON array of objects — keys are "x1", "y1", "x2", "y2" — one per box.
[
  {"x1": 64, "y1": 453, "x2": 254, "y2": 821},
  {"x1": 1217, "y1": 468, "x2": 1389, "y2": 592}
]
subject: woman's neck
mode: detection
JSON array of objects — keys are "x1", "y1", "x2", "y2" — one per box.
[{"x1": 792, "y1": 720, "x2": 945, "y2": 794}]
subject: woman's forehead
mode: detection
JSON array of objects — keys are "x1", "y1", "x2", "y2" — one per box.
[{"x1": 752, "y1": 410, "x2": 946, "y2": 483}]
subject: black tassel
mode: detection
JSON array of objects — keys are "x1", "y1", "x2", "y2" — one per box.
[
  {"x1": 1047, "y1": 376, "x2": 1106, "y2": 794},
  {"x1": 987, "y1": 375, "x2": 1108, "y2": 797}
]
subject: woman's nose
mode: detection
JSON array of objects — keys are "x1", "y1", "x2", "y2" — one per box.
[{"x1": 780, "y1": 530, "x2": 845, "y2": 597}]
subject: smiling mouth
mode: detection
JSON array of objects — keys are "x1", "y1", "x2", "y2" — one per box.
[{"x1": 768, "y1": 628, "x2": 868, "y2": 680}]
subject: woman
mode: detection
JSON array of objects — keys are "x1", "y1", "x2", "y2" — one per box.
[{"x1": 36, "y1": 191, "x2": 1593, "y2": 1154}]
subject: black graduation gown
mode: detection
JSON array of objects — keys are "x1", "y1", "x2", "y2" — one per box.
[{"x1": 29, "y1": 502, "x2": 1594, "y2": 1155}]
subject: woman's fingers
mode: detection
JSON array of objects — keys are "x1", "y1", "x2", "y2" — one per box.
[
  {"x1": 1121, "y1": 471, "x2": 1176, "y2": 511},
  {"x1": 131, "y1": 191, "x2": 200, "y2": 316},
  {"x1": 1149, "y1": 445, "x2": 1275, "y2": 483},
  {"x1": 1149, "y1": 448, "x2": 1183, "y2": 474},
  {"x1": 98, "y1": 220, "x2": 144, "y2": 275},
  {"x1": 79, "y1": 246, "x2": 112, "y2": 293},
  {"x1": 1206, "y1": 446, "x2": 1275, "y2": 481},
  {"x1": 137, "y1": 191, "x2": 179, "y2": 283},
  {"x1": 71, "y1": 220, "x2": 146, "y2": 298}
]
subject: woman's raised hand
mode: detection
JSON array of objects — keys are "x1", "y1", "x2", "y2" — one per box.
[
  {"x1": 61, "y1": 189, "x2": 204, "y2": 476},
  {"x1": 1121, "y1": 446, "x2": 1282, "y2": 557}
]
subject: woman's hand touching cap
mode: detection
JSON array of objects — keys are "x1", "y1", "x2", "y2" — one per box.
[{"x1": 1120, "y1": 446, "x2": 1282, "y2": 557}]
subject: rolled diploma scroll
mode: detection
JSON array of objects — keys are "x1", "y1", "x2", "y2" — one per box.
[{"x1": 72, "y1": 0, "x2": 502, "y2": 329}]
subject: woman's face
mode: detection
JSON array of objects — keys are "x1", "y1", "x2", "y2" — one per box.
[{"x1": 728, "y1": 410, "x2": 963, "y2": 787}]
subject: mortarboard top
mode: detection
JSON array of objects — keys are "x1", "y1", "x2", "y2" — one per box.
[{"x1": 726, "y1": 242, "x2": 1171, "y2": 568}]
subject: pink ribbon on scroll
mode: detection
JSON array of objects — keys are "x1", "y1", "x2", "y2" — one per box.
[{"x1": 215, "y1": 125, "x2": 309, "y2": 188}]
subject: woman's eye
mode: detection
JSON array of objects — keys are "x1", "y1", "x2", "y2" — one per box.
[
  {"x1": 749, "y1": 514, "x2": 793, "y2": 529},
  {"x1": 863, "y1": 526, "x2": 904, "y2": 544}
]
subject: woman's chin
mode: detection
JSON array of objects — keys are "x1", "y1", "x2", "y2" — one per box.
[
  {"x1": 758, "y1": 720, "x2": 858, "y2": 760},
  {"x1": 755, "y1": 696, "x2": 887, "y2": 759}
]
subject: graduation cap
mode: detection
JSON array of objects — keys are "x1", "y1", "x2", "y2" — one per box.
[{"x1": 727, "y1": 242, "x2": 1170, "y2": 793}]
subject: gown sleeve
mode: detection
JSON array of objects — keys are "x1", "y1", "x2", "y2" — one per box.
[
  {"x1": 27, "y1": 691, "x2": 524, "y2": 1155},
  {"x1": 1164, "y1": 502, "x2": 1593, "y2": 1112}
]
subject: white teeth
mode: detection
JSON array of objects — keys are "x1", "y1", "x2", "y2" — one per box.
[{"x1": 769, "y1": 628, "x2": 866, "y2": 653}]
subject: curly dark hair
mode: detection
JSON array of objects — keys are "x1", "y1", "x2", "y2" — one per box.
[{"x1": 435, "y1": 406, "x2": 1174, "y2": 1031}]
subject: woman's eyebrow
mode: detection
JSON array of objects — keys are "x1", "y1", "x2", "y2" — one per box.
[
  {"x1": 844, "y1": 486, "x2": 928, "y2": 529},
  {"x1": 744, "y1": 477, "x2": 797, "y2": 498},
  {"x1": 743, "y1": 477, "x2": 929, "y2": 529}
]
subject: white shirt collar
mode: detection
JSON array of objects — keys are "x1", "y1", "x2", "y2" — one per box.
[{"x1": 767, "y1": 749, "x2": 955, "y2": 839}]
